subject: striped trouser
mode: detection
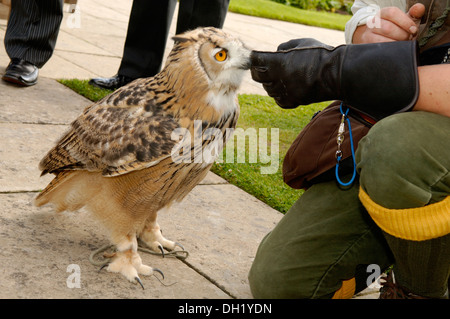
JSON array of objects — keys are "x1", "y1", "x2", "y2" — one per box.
[{"x1": 4, "y1": 0, "x2": 63, "y2": 68}]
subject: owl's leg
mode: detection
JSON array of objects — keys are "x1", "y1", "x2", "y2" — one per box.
[
  {"x1": 105, "y1": 234, "x2": 163, "y2": 288},
  {"x1": 139, "y1": 217, "x2": 184, "y2": 256}
]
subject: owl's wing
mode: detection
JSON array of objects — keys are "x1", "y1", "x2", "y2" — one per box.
[{"x1": 39, "y1": 86, "x2": 182, "y2": 177}]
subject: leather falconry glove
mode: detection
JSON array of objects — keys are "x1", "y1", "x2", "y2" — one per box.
[{"x1": 250, "y1": 39, "x2": 420, "y2": 121}]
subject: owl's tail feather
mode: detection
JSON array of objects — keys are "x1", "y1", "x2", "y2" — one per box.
[{"x1": 35, "y1": 171, "x2": 87, "y2": 212}]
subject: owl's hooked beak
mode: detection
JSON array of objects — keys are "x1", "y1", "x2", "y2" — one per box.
[
  {"x1": 239, "y1": 57, "x2": 252, "y2": 70},
  {"x1": 238, "y1": 46, "x2": 252, "y2": 70}
]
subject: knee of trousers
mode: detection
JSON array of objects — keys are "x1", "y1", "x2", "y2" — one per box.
[
  {"x1": 247, "y1": 232, "x2": 337, "y2": 299},
  {"x1": 356, "y1": 112, "x2": 450, "y2": 241},
  {"x1": 247, "y1": 225, "x2": 392, "y2": 298},
  {"x1": 248, "y1": 254, "x2": 337, "y2": 299},
  {"x1": 248, "y1": 249, "x2": 374, "y2": 299},
  {"x1": 356, "y1": 112, "x2": 450, "y2": 209}
]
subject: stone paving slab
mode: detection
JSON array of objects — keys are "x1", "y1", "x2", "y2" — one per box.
[
  {"x1": 0, "y1": 123, "x2": 65, "y2": 192},
  {"x1": 158, "y1": 183, "x2": 282, "y2": 298},
  {"x1": 0, "y1": 77, "x2": 88, "y2": 124},
  {"x1": 0, "y1": 192, "x2": 231, "y2": 299}
]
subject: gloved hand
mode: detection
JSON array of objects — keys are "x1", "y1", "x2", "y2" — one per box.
[{"x1": 251, "y1": 39, "x2": 420, "y2": 121}]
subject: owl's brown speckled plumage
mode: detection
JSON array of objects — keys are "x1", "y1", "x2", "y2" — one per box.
[{"x1": 35, "y1": 27, "x2": 250, "y2": 286}]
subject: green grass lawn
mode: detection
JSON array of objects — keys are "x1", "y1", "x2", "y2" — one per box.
[
  {"x1": 229, "y1": 0, "x2": 351, "y2": 31},
  {"x1": 58, "y1": 79, "x2": 329, "y2": 213},
  {"x1": 211, "y1": 94, "x2": 329, "y2": 213}
]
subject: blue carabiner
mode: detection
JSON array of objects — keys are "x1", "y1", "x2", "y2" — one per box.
[{"x1": 335, "y1": 102, "x2": 357, "y2": 187}]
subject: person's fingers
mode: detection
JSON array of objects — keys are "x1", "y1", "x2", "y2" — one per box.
[
  {"x1": 262, "y1": 81, "x2": 279, "y2": 98},
  {"x1": 261, "y1": 78, "x2": 294, "y2": 108},
  {"x1": 379, "y1": 6, "x2": 417, "y2": 34},
  {"x1": 362, "y1": 30, "x2": 396, "y2": 43},
  {"x1": 407, "y1": 3, "x2": 426, "y2": 21},
  {"x1": 250, "y1": 51, "x2": 273, "y2": 83},
  {"x1": 277, "y1": 39, "x2": 304, "y2": 51},
  {"x1": 371, "y1": 18, "x2": 412, "y2": 41},
  {"x1": 407, "y1": 3, "x2": 426, "y2": 38}
]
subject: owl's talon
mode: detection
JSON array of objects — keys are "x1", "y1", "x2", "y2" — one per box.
[
  {"x1": 135, "y1": 276, "x2": 144, "y2": 289},
  {"x1": 153, "y1": 268, "x2": 164, "y2": 280},
  {"x1": 174, "y1": 242, "x2": 185, "y2": 251},
  {"x1": 158, "y1": 244, "x2": 165, "y2": 257},
  {"x1": 99, "y1": 263, "x2": 109, "y2": 272}
]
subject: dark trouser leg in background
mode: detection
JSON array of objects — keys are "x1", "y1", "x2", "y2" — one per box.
[
  {"x1": 3, "y1": 0, "x2": 63, "y2": 86},
  {"x1": 176, "y1": 0, "x2": 230, "y2": 34},
  {"x1": 119, "y1": 0, "x2": 230, "y2": 79},
  {"x1": 4, "y1": 0, "x2": 63, "y2": 68},
  {"x1": 118, "y1": 0, "x2": 177, "y2": 79}
]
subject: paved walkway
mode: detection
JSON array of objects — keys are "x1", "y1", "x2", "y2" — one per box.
[{"x1": 0, "y1": 0, "x2": 378, "y2": 299}]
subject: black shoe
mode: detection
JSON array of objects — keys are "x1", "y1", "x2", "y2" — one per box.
[
  {"x1": 378, "y1": 271, "x2": 436, "y2": 299},
  {"x1": 2, "y1": 58, "x2": 39, "y2": 86},
  {"x1": 88, "y1": 74, "x2": 134, "y2": 90}
]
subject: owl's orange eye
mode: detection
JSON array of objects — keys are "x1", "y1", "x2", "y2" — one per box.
[{"x1": 214, "y1": 49, "x2": 227, "y2": 62}]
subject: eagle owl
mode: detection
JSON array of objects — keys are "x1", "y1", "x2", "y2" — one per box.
[{"x1": 35, "y1": 27, "x2": 250, "y2": 286}]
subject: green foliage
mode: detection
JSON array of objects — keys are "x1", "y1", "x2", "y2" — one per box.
[
  {"x1": 211, "y1": 95, "x2": 329, "y2": 214},
  {"x1": 229, "y1": 0, "x2": 351, "y2": 31},
  {"x1": 272, "y1": 0, "x2": 354, "y2": 14}
]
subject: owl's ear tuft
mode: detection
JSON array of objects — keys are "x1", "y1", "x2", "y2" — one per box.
[{"x1": 172, "y1": 34, "x2": 194, "y2": 43}]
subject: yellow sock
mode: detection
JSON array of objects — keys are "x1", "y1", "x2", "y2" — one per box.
[
  {"x1": 359, "y1": 188, "x2": 450, "y2": 241},
  {"x1": 332, "y1": 278, "x2": 356, "y2": 299}
]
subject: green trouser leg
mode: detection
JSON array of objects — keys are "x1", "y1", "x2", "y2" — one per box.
[
  {"x1": 248, "y1": 178, "x2": 393, "y2": 299},
  {"x1": 356, "y1": 111, "x2": 450, "y2": 298}
]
